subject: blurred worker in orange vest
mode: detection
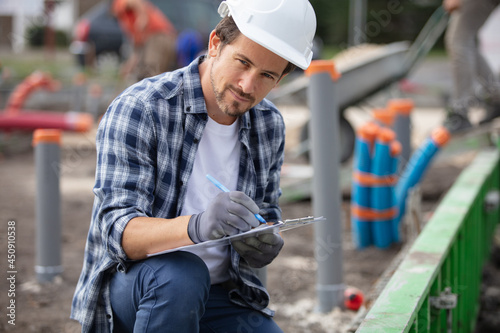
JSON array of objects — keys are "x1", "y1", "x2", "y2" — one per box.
[{"x1": 112, "y1": 0, "x2": 177, "y2": 81}]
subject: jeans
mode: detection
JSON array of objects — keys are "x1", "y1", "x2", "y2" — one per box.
[
  {"x1": 445, "y1": 0, "x2": 500, "y2": 112},
  {"x1": 109, "y1": 251, "x2": 283, "y2": 333}
]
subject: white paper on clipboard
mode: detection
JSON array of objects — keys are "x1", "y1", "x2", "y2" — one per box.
[{"x1": 147, "y1": 216, "x2": 325, "y2": 257}]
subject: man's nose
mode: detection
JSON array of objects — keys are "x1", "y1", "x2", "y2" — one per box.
[{"x1": 238, "y1": 71, "x2": 257, "y2": 94}]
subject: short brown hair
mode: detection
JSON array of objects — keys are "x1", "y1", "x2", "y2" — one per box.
[{"x1": 214, "y1": 16, "x2": 296, "y2": 77}]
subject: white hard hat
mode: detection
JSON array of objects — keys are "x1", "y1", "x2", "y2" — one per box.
[{"x1": 218, "y1": 0, "x2": 317, "y2": 70}]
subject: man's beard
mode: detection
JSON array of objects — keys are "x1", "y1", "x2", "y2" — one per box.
[{"x1": 211, "y1": 68, "x2": 255, "y2": 117}]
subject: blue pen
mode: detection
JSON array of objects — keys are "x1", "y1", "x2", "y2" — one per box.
[{"x1": 206, "y1": 174, "x2": 267, "y2": 224}]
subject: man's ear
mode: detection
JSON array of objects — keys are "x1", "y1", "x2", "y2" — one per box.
[{"x1": 208, "y1": 30, "x2": 221, "y2": 57}]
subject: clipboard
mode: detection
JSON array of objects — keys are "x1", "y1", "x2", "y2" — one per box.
[{"x1": 147, "y1": 216, "x2": 325, "y2": 257}]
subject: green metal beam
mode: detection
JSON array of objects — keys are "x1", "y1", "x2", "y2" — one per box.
[{"x1": 356, "y1": 149, "x2": 500, "y2": 332}]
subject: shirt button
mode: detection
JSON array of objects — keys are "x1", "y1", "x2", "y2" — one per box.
[
  {"x1": 106, "y1": 314, "x2": 112, "y2": 319},
  {"x1": 186, "y1": 106, "x2": 191, "y2": 111},
  {"x1": 193, "y1": 138, "x2": 199, "y2": 144}
]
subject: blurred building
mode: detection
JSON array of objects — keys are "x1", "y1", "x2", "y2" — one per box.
[{"x1": 0, "y1": 0, "x2": 94, "y2": 52}]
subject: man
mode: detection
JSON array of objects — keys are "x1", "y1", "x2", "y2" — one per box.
[
  {"x1": 112, "y1": 0, "x2": 177, "y2": 81},
  {"x1": 71, "y1": 0, "x2": 317, "y2": 332},
  {"x1": 443, "y1": 0, "x2": 500, "y2": 133}
]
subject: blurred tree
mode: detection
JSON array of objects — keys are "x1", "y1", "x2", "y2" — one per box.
[
  {"x1": 309, "y1": 0, "x2": 443, "y2": 50},
  {"x1": 365, "y1": 0, "x2": 441, "y2": 44},
  {"x1": 26, "y1": 25, "x2": 69, "y2": 48},
  {"x1": 310, "y1": 0, "x2": 349, "y2": 45}
]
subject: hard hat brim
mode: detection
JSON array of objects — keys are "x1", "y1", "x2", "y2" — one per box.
[{"x1": 218, "y1": 1, "x2": 314, "y2": 70}]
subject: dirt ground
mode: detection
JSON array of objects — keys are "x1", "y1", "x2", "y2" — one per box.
[{"x1": 0, "y1": 119, "x2": 482, "y2": 333}]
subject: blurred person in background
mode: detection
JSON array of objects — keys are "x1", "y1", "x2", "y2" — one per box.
[
  {"x1": 443, "y1": 0, "x2": 500, "y2": 133},
  {"x1": 112, "y1": 0, "x2": 177, "y2": 81},
  {"x1": 176, "y1": 29, "x2": 205, "y2": 68}
]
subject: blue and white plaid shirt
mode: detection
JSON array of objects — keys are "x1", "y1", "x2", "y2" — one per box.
[{"x1": 71, "y1": 56, "x2": 285, "y2": 332}]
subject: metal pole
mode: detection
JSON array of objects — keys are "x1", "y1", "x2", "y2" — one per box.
[
  {"x1": 349, "y1": 0, "x2": 367, "y2": 46},
  {"x1": 388, "y1": 99, "x2": 414, "y2": 170},
  {"x1": 87, "y1": 83, "x2": 103, "y2": 122},
  {"x1": 33, "y1": 129, "x2": 63, "y2": 283},
  {"x1": 71, "y1": 72, "x2": 87, "y2": 113},
  {"x1": 394, "y1": 114, "x2": 411, "y2": 169},
  {"x1": 306, "y1": 61, "x2": 344, "y2": 312}
]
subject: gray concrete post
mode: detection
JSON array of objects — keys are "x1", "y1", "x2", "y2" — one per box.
[
  {"x1": 33, "y1": 129, "x2": 63, "y2": 283},
  {"x1": 305, "y1": 61, "x2": 345, "y2": 312},
  {"x1": 388, "y1": 99, "x2": 414, "y2": 169},
  {"x1": 349, "y1": 0, "x2": 367, "y2": 46},
  {"x1": 394, "y1": 114, "x2": 411, "y2": 167},
  {"x1": 71, "y1": 72, "x2": 87, "y2": 112},
  {"x1": 87, "y1": 83, "x2": 103, "y2": 122}
]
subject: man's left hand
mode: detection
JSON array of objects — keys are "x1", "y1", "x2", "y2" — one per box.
[{"x1": 232, "y1": 230, "x2": 284, "y2": 268}]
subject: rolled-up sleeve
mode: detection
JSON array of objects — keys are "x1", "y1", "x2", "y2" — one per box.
[{"x1": 93, "y1": 95, "x2": 158, "y2": 262}]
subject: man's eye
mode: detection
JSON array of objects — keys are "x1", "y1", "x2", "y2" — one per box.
[
  {"x1": 239, "y1": 59, "x2": 248, "y2": 66},
  {"x1": 263, "y1": 73, "x2": 276, "y2": 81}
]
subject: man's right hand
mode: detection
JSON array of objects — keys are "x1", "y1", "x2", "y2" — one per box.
[{"x1": 187, "y1": 192, "x2": 261, "y2": 243}]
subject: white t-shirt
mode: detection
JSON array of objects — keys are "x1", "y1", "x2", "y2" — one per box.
[{"x1": 180, "y1": 117, "x2": 241, "y2": 284}]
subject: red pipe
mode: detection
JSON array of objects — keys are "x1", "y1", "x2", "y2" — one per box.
[
  {"x1": 5, "y1": 71, "x2": 61, "y2": 114},
  {"x1": 0, "y1": 110, "x2": 93, "y2": 132}
]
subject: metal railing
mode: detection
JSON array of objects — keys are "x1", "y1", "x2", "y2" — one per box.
[{"x1": 356, "y1": 148, "x2": 500, "y2": 332}]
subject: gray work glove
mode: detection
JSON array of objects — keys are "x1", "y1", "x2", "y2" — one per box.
[
  {"x1": 232, "y1": 229, "x2": 284, "y2": 268},
  {"x1": 188, "y1": 191, "x2": 261, "y2": 243}
]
